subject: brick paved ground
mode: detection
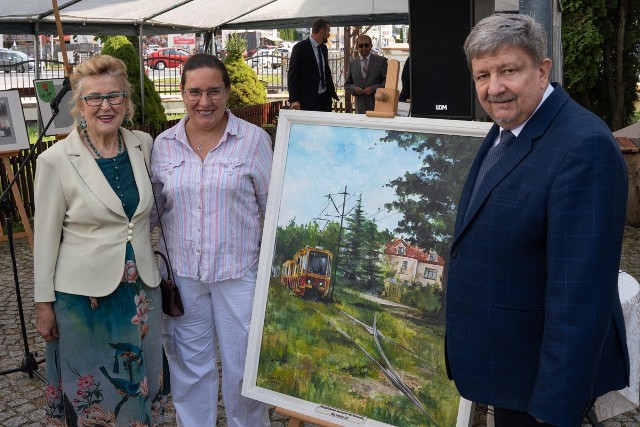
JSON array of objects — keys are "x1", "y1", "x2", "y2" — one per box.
[{"x1": 1, "y1": 226, "x2": 639, "y2": 426}]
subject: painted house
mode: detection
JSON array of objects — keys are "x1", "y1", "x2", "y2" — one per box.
[{"x1": 383, "y1": 238, "x2": 445, "y2": 288}]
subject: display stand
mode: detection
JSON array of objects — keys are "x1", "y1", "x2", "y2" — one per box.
[
  {"x1": 0, "y1": 151, "x2": 34, "y2": 249},
  {"x1": 365, "y1": 59, "x2": 400, "y2": 118},
  {"x1": 276, "y1": 407, "x2": 342, "y2": 427}
]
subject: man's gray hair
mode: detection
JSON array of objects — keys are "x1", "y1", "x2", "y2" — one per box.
[{"x1": 463, "y1": 13, "x2": 547, "y2": 68}]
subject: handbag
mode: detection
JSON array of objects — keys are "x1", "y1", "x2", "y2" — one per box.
[{"x1": 155, "y1": 250, "x2": 184, "y2": 317}]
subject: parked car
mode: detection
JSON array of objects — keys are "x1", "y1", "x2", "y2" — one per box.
[
  {"x1": 245, "y1": 50, "x2": 285, "y2": 69},
  {"x1": 0, "y1": 50, "x2": 34, "y2": 73},
  {"x1": 145, "y1": 44, "x2": 160, "y2": 55},
  {"x1": 146, "y1": 47, "x2": 191, "y2": 70},
  {"x1": 247, "y1": 45, "x2": 275, "y2": 57}
]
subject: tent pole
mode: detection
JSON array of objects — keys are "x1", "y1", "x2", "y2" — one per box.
[
  {"x1": 51, "y1": 0, "x2": 72, "y2": 76},
  {"x1": 139, "y1": 25, "x2": 146, "y2": 125}
]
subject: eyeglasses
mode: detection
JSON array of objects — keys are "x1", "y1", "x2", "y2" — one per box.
[
  {"x1": 184, "y1": 88, "x2": 226, "y2": 102},
  {"x1": 357, "y1": 43, "x2": 371, "y2": 48},
  {"x1": 81, "y1": 92, "x2": 127, "y2": 107}
]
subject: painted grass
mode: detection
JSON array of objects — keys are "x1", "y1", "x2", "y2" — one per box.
[{"x1": 257, "y1": 279, "x2": 459, "y2": 427}]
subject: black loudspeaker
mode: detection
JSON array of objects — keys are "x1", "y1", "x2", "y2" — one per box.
[{"x1": 409, "y1": 0, "x2": 491, "y2": 119}]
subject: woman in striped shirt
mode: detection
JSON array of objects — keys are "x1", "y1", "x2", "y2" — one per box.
[{"x1": 151, "y1": 53, "x2": 272, "y2": 427}]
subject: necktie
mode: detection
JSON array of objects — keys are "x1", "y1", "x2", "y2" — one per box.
[
  {"x1": 317, "y1": 45, "x2": 325, "y2": 89},
  {"x1": 362, "y1": 57, "x2": 368, "y2": 81},
  {"x1": 468, "y1": 130, "x2": 516, "y2": 204}
]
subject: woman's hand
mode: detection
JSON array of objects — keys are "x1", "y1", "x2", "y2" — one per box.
[{"x1": 36, "y1": 302, "x2": 59, "y2": 341}]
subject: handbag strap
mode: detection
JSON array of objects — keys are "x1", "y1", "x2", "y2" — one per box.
[
  {"x1": 154, "y1": 250, "x2": 171, "y2": 276},
  {"x1": 138, "y1": 143, "x2": 175, "y2": 282}
]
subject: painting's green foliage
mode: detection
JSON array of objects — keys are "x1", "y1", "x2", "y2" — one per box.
[
  {"x1": 562, "y1": 0, "x2": 640, "y2": 130},
  {"x1": 256, "y1": 281, "x2": 459, "y2": 426},
  {"x1": 382, "y1": 132, "x2": 479, "y2": 319},
  {"x1": 101, "y1": 35, "x2": 166, "y2": 131},
  {"x1": 382, "y1": 281, "x2": 442, "y2": 315},
  {"x1": 342, "y1": 195, "x2": 386, "y2": 294},
  {"x1": 223, "y1": 34, "x2": 267, "y2": 108}
]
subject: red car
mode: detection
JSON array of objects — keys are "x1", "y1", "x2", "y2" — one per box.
[{"x1": 146, "y1": 47, "x2": 191, "y2": 70}]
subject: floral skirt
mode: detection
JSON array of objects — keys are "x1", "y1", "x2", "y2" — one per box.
[{"x1": 44, "y1": 280, "x2": 165, "y2": 427}]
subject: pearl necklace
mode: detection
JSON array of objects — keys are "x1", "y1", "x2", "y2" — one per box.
[{"x1": 83, "y1": 128, "x2": 123, "y2": 158}]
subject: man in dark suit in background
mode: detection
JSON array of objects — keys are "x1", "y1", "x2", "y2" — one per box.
[
  {"x1": 446, "y1": 14, "x2": 629, "y2": 427},
  {"x1": 345, "y1": 34, "x2": 388, "y2": 114},
  {"x1": 399, "y1": 56, "x2": 410, "y2": 102},
  {"x1": 287, "y1": 18, "x2": 338, "y2": 111}
]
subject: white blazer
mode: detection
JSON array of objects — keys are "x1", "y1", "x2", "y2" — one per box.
[{"x1": 33, "y1": 128, "x2": 161, "y2": 302}]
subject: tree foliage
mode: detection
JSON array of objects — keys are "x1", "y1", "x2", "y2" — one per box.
[
  {"x1": 100, "y1": 36, "x2": 166, "y2": 131},
  {"x1": 222, "y1": 34, "x2": 267, "y2": 108},
  {"x1": 562, "y1": 0, "x2": 640, "y2": 130},
  {"x1": 341, "y1": 195, "x2": 387, "y2": 294},
  {"x1": 382, "y1": 131, "x2": 481, "y2": 318},
  {"x1": 279, "y1": 28, "x2": 299, "y2": 41}
]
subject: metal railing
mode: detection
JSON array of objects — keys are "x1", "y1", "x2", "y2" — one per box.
[
  {"x1": 2, "y1": 53, "x2": 347, "y2": 101},
  {"x1": 0, "y1": 60, "x2": 67, "y2": 97},
  {"x1": 244, "y1": 51, "x2": 345, "y2": 94}
]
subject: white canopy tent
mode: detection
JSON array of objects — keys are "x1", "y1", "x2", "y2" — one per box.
[
  {"x1": 223, "y1": 0, "x2": 519, "y2": 29},
  {"x1": 0, "y1": 0, "x2": 276, "y2": 35},
  {"x1": 223, "y1": 0, "x2": 409, "y2": 30},
  {"x1": 0, "y1": 0, "x2": 519, "y2": 34}
]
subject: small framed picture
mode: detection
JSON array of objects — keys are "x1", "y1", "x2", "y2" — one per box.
[
  {"x1": 34, "y1": 78, "x2": 75, "y2": 136},
  {"x1": 243, "y1": 110, "x2": 492, "y2": 426},
  {"x1": 0, "y1": 90, "x2": 30, "y2": 153}
]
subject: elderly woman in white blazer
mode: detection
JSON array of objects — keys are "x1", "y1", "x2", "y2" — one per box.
[{"x1": 33, "y1": 55, "x2": 164, "y2": 426}]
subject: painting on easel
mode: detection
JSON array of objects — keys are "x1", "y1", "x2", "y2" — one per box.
[
  {"x1": 0, "y1": 90, "x2": 29, "y2": 153},
  {"x1": 243, "y1": 110, "x2": 491, "y2": 426}
]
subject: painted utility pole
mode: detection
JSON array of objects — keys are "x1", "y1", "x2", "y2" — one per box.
[{"x1": 325, "y1": 186, "x2": 348, "y2": 300}]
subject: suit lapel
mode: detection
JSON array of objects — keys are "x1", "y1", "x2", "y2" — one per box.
[
  {"x1": 121, "y1": 130, "x2": 151, "y2": 219},
  {"x1": 454, "y1": 126, "x2": 499, "y2": 235},
  {"x1": 67, "y1": 128, "x2": 127, "y2": 218},
  {"x1": 464, "y1": 132, "x2": 532, "y2": 221},
  {"x1": 307, "y1": 39, "x2": 321, "y2": 81},
  {"x1": 455, "y1": 84, "x2": 570, "y2": 239},
  {"x1": 355, "y1": 57, "x2": 364, "y2": 85}
]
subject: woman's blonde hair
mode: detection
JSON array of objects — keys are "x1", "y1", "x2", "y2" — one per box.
[{"x1": 70, "y1": 54, "x2": 135, "y2": 125}]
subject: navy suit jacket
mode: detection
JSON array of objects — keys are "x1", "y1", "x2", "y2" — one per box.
[
  {"x1": 344, "y1": 54, "x2": 388, "y2": 113},
  {"x1": 287, "y1": 38, "x2": 338, "y2": 110},
  {"x1": 446, "y1": 83, "x2": 629, "y2": 427}
]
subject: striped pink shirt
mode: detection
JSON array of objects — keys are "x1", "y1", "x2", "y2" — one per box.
[{"x1": 150, "y1": 111, "x2": 272, "y2": 282}]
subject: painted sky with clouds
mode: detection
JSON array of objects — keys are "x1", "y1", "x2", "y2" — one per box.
[{"x1": 278, "y1": 123, "x2": 425, "y2": 234}]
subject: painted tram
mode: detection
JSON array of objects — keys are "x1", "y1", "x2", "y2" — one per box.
[{"x1": 281, "y1": 246, "x2": 333, "y2": 299}]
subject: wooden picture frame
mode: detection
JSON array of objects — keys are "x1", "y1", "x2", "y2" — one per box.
[
  {"x1": 34, "y1": 78, "x2": 75, "y2": 136},
  {"x1": 243, "y1": 110, "x2": 491, "y2": 426},
  {"x1": 0, "y1": 90, "x2": 30, "y2": 153}
]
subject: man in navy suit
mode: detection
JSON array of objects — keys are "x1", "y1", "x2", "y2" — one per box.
[
  {"x1": 287, "y1": 18, "x2": 338, "y2": 111},
  {"x1": 345, "y1": 34, "x2": 388, "y2": 113},
  {"x1": 446, "y1": 14, "x2": 629, "y2": 427}
]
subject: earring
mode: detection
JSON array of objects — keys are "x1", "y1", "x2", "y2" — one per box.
[
  {"x1": 79, "y1": 116, "x2": 87, "y2": 129},
  {"x1": 122, "y1": 112, "x2": 132, "y2": 128}
]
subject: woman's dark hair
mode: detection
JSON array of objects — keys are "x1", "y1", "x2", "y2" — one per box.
[{"x1": 180, "y1": 53, "x2": 231, "y2": 89}]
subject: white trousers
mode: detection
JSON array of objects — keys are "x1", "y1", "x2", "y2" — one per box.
[{"x1": 163, "y1": 267, "x2": 270, "y2": 427}]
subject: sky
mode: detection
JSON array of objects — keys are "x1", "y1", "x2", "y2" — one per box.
[{"x1": 277, "y1": 123, "x2": 425, "y2": 234}]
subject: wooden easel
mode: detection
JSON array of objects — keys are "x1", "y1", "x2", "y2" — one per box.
[
  {"x1": 276, "y1": 407, "x2": 342, "y2": 427},
  {"x1": 365, "y1": 59, "x2": 400, "y2": 118},
  {"x1": 0, "y1": 151, "x2": 34, "y2": 249},
  {"x1": 0, "y1": 0, "x2": 70, "y2": 251}
]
